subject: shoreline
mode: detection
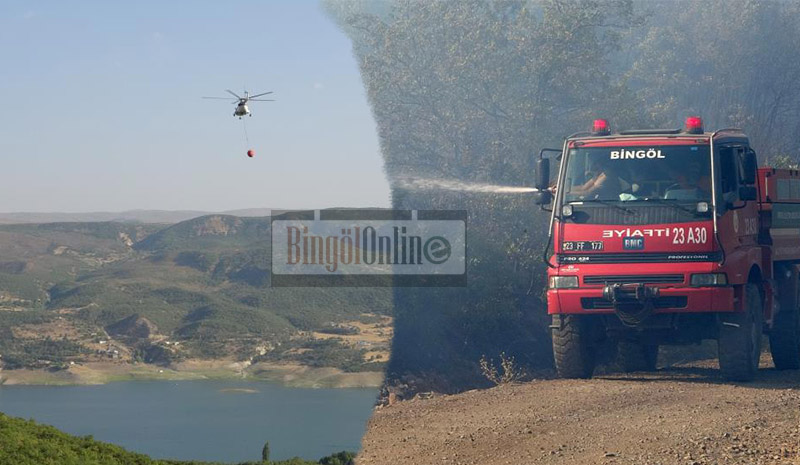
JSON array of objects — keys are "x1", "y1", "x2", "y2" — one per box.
[{"x1": 0, "y1": 360, "x2": 385, "y2": 389}]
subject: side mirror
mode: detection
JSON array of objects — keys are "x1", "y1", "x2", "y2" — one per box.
[
  {"x1": 742, "y1": 149, "x2": 757, "y2": 185},
  {"x1": 533, "y1": 190, "x2": 552, "y2": 205},
  {"x1": 535, "y1": 158, "x2": 550, "y2": 190},
  {"x1": 739, "y1": 185, "x2": 757, "y2": 201}
]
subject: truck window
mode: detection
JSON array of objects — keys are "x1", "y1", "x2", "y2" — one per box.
[
  {"x1": 562, "y1": 145, "x2": 711, "y2": 203},
  {"x1": 718, "y1": 146, "x2": 739, "y2": 196},
  {"x1": 735, "y1": 146, "x2": 751, "y2": 184}
]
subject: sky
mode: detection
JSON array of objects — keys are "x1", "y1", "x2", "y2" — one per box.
[{"x1": 0, "y1": 1, "x2": 391, "y2": 213}]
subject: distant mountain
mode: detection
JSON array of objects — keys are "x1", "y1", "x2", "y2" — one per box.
[
  {"x1": 0, "y1": 208, "x2": 274, "y2": 224},
  {"x1": 0, "y1": 216, "x2": 391, "y2": 373},
  {"x1": 134, "y1": 215, "x2": 271, "y2": 251}
]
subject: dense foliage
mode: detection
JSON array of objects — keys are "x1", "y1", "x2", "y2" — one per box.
[
  {"x1": 0, "y1": 336, "x2": 88, "y2": 370},
  {"x1": 326, "y1": 0, "x2": 800, "y2": 391},
  {"x1": 0, "y1": 413, "x2": 355, "y2": 465},
  {"x1": 255, "y1": 338, "x2": 386, "y2": 373}
]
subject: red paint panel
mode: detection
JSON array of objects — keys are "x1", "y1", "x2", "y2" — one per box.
[{"x1": 555, "y1": 221, "x2": 714, "y2": 254}]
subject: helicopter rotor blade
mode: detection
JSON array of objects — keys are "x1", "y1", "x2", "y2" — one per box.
[
  {"x1": 249, "y1": 99, "x2": 275, "y2": 102},
  {"x1": 225, "y1": 89, "x2": 243, "y2": 99},
  {"x1": 248, "y1": 91, "x2": 273, "y2": 99},
  {"x1": 202, "y1": 96, "x2": 236, "y2": 100}
]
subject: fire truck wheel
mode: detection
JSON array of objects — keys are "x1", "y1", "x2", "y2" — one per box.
[
  {"x1": 718, "y1": 283, "x2": 763, "y2": 381},
  {"x1": 617, "y1": 341, "x2": 658, "y2": 372},
  {"x1": 769, "y1": 300, "x2": 800, "y2": 370},
  {"x1": 552, "y1": 314, "x2": 596, "y2": 379}
]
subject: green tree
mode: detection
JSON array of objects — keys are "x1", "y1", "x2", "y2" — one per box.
[
  {"x1": 261, "y1": 441, "x2": 270, "y2": 463},
  {"x1": 318, "y1": 451, "x2": 356, "y2": 465}
]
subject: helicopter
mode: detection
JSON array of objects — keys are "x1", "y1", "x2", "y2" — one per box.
[{"x1": 202, "y1": 89, "x2": 274, "y2": 119}]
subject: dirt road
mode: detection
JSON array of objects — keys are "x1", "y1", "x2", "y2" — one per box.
[{"x1": 358, "y1": 360, "x2": 800, "y2": 465}]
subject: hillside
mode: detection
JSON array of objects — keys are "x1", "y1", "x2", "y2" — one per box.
[
  {"x1": 0, "y1": 216, "x2": 391, "y2": 383},
  {"x1": 0, "y1": 413, "x2": 354, "y2": 465},
  {"x1": 0, "y1": 209, "x2": 274, "y2": 225},
  {"x1": 359, "y1": 359, "x2": 800, "y2": 465}
]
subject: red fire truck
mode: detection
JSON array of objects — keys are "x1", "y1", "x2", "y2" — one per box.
[{"x1": 533, "y1": 117, "x2": 800, "y2": 381}]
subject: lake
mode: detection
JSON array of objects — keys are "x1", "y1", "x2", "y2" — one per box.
[{"x1": 0, "y1": 380, "x2": 378, "y2": 463}]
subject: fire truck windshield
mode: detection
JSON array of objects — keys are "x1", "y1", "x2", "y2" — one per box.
[{"x1": 562, "y1": 145, "x2": 711, "y2": 203}]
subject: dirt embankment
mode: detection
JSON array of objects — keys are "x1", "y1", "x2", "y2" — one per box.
[{"x1": 358, "y1": 360, "x2": 800, "y2": 465}]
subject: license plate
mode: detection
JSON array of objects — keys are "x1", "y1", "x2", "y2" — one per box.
[{"x1": 562, "y1": 241, "x2": 604, "y2": 252}]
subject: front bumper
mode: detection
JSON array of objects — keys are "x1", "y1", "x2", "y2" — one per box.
[{"x1": 548, "y1": 285, "x2": 736, "y2": 315}]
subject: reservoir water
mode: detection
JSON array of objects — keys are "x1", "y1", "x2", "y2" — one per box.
[{"x1": 0, "y1": 380, "x2": 377, "y2": 463}]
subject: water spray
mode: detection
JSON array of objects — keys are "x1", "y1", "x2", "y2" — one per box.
[{"x1": 394, "y1": 177, "x2": 537, "y2": 194}]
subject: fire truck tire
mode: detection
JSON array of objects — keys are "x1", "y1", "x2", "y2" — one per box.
[
  {"x1": 718, "y1": 283, "x2": 763, "y2": 381},
  {"x1": 769, "y1": 302, "x2": 800, "y2": 370},
  {"x1": 617, "y1": 341, "x2": 658, "y2": 372},
  {"x1": 552, "y1": 314, "x2": 596, "y2": 379}
]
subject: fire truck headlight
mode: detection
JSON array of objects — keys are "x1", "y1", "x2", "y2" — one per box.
[
  {"x1": 690, "y1": 273, "x2": 728, "y2": 287},
  {"x1": 549, "y1": 276, "x2": 579, "y2": 289}
]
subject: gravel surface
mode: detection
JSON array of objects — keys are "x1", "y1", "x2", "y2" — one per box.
[{"x1": 358, "y1": 360, "x2": 800, "y2": 465}]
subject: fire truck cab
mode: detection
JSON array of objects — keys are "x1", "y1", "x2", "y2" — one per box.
[{"x1": 534, "y1": 117, "x2": 800, "y2": 381}]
